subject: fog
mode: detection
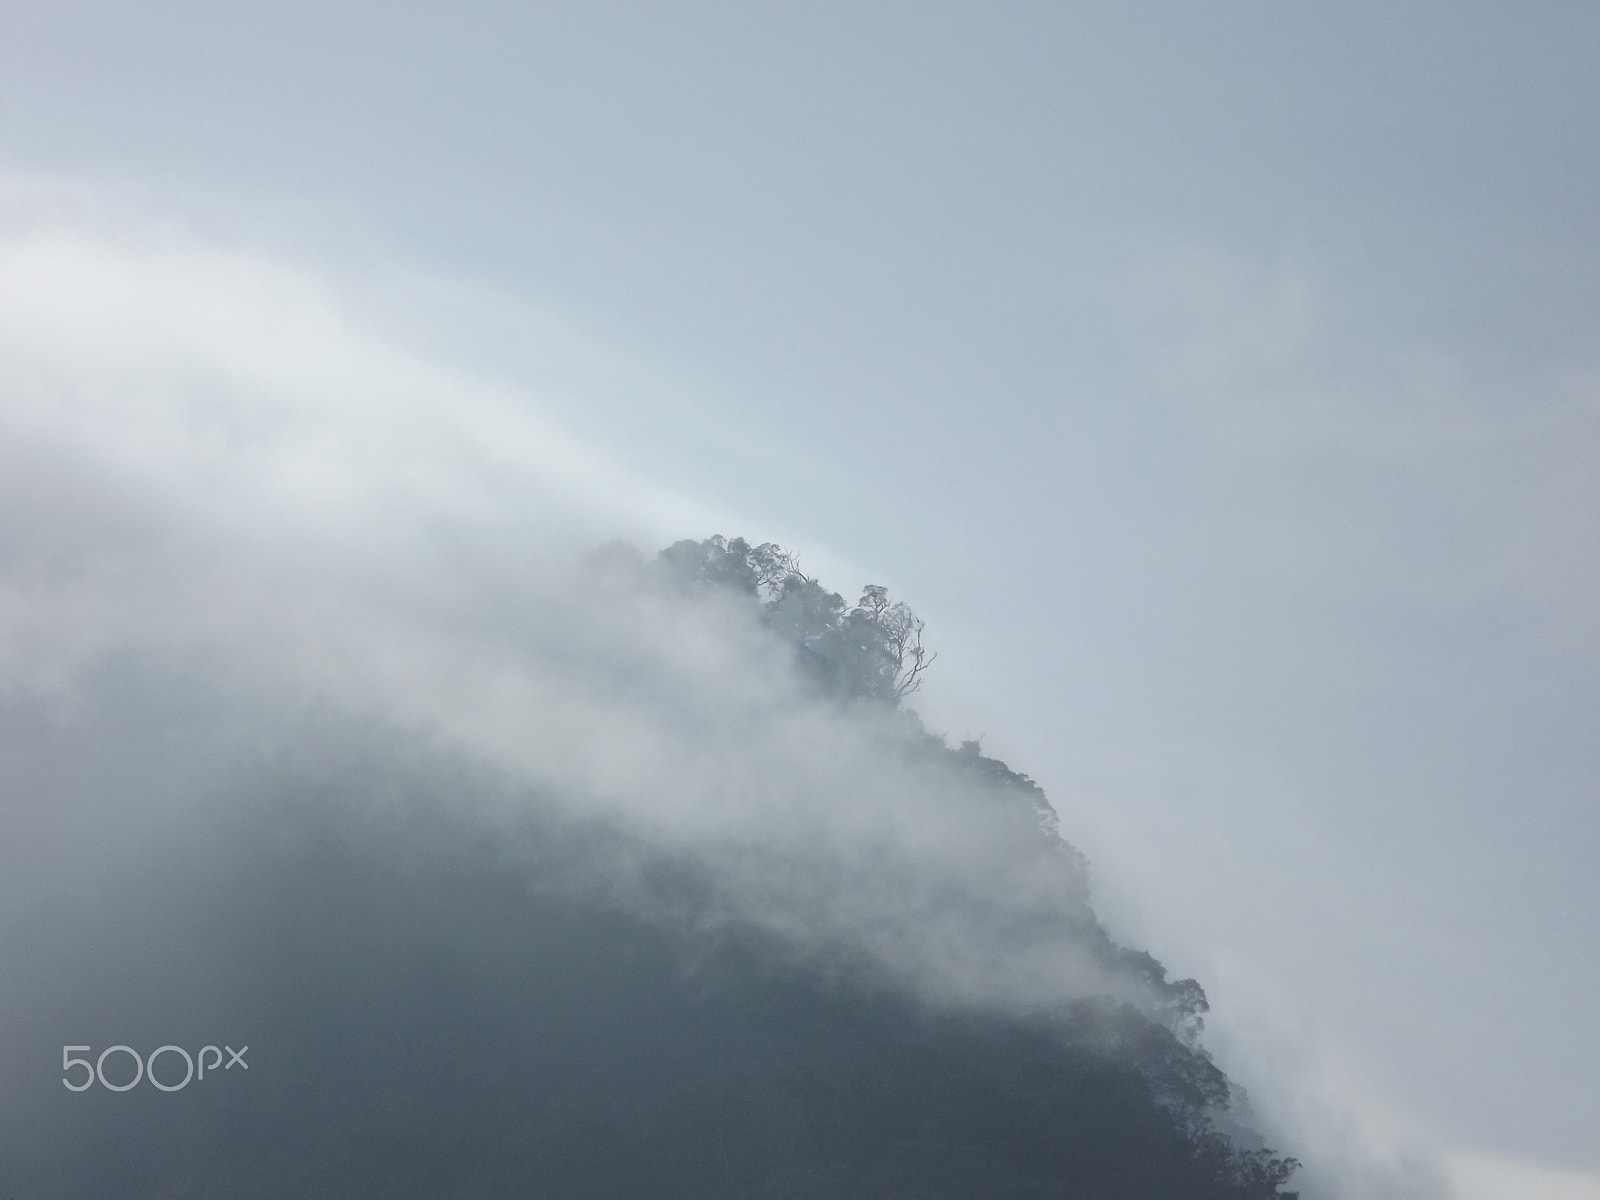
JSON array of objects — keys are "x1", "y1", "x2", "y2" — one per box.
[
  {"x1": 0, "y1": 203, "x2": 1110, "y2": 1001},
  {"x1": 5, "y1": 7, "x2": 1599, "y2": 1195},
  {"x1": 0, "y1": 206, "x2": 1270, "y2": 1194},
  {"x1": 2, "y1": 166, "x2": 1593, "y2": 1195}
]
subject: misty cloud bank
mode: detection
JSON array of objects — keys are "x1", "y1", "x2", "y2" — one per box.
[{"x1": 0, "y1": 207, "x2": 1319, "y2": 1196}]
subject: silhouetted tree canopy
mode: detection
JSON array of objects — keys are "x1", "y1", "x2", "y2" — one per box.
[{"x1": 660, "y1": 535, "x2": 936, "y2": 703}]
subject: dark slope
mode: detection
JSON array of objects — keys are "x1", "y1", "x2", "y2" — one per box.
[
  {"x1": 0, "y1": 537, "x2": 1301, "y2": 1198},
  {"x1": 1, "y1": 785, "x2": 1296, "y2": 1200}
]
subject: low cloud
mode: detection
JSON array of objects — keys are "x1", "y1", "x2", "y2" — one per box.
[
  {"x1": 0, "y1": 186, "x2": 1491, "y2": 1198},
  {"x1": 0, "y1": 190, "x2": 1131, "y2": 1022}
]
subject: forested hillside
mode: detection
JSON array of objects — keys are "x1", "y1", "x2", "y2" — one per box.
[{"x1": 0, "y1": 536, "x2": 1301, "y2": 1199}]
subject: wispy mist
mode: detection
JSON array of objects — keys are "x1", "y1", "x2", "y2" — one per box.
[
  {"x1": 0, "y1": 202, "x2": 1115, "y2": 1005},
  {"x1": 0, "y1": 199, "x2": 1299, "y2": 1196}
]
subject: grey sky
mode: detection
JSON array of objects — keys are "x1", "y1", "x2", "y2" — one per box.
[{"x1": 1, "y1": 4, "x2": 1597, "y2": 1196}]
